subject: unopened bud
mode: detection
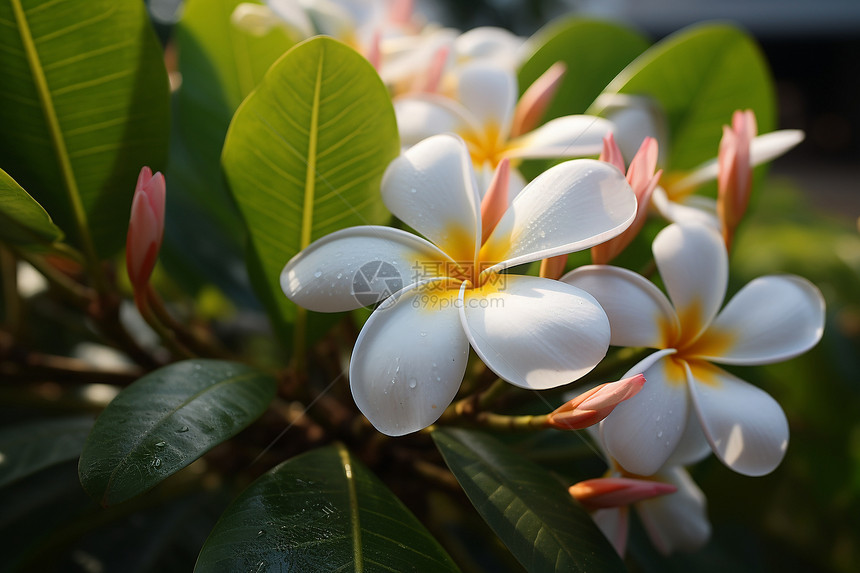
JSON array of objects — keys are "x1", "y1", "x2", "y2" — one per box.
[
  {"x1": 569, "y1": 477, "x2": 677, "y2": 510},
  {"x1": 547, "y1": 374, "x2": 645, "y2": 430},
  {"x1": 510, "y1": 62, "x2": 566, "y2": 138},
  {"x1": 126, "y1": 166, "x2": 166, "y2": 290}
]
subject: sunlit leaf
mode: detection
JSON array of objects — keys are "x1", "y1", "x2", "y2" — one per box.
[
  {"x1": 0, "y1": 416, "x2": 91, "y2": 488},
  {"x1": 0, "y1": 168, "x2": 64, "y2": 247},
  {"x1": 518, "y1": 17, "x2": 650, "y2": 118},
  {"x1": 590, "y1": 23, "x2": 775, "y2": 171},
  {"x1": 433, "y1": 427, "x2": 625, "y2": 573},
  {"x1": 221, "y1": 36, "x2": 398, "y2": 346},
  {"x1": 78, "y1": 360, "x2": 276, "y2": 506},
  {"x1": 0, "y1": 0, "x2": 169, "y2": 257},
  {"x1": 195, "y1": 443, "x2": 460, "y2": 572}
]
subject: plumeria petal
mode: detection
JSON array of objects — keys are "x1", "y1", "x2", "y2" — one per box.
[
  {"x1": 510, "y1": 62, "x2": 566, "y2": 138},
  {"x1": 280, "y1": 226, "x2": 451, "y2": 312},
  {"x1": 459, "y1": 275, "x2": 610, "y2": 390},
  {"x1": 480, "y1": 158, "x2": 510, "y2": 243},
  {"x1": 653, "y1": 223, "x2": 727, "y2": 343},
  {"x1": 382, "y1": 134, "x2": 481, "y2": 262},
  {"x1": 750, "y1": 129, "x2": 805, "y2": 164},
  {"x1": 592, "y1": 93, "x2": 668, "y2": 163},
  {"x1": 636, "y1": 466, "x2": 710, "y2": 555},
  {"x1": 350, "y1": 279, "x2": 470, "y2": 436},
  {"x1": 600, "y1": 349, "x2": 689, "y2": 476},
  {"x1": 592, "y1": 508, "x2": 629, "y2": 556},
  {"x1": 481, "y1": 159, "x2": 636, "y2": 272},
  {"x1": 456, "y1": 63, "x2": 518, "y2": 136},
  {"x1": 663, "y1": 407, "x2": 712, "y2": 467},
  {"x1": 687, "y1": 361, "x2": 788, "y2": 476},
  {"x1": 454, "y1": 26, "x2": 525, "y2": 66},
  {"x1": 668, "y1": 129, "x2": 805, "y2": 194},
  {"x1": 232, "y1": 3, "x2": 282, "y2": 36},
  {"x1": 652, "y1": 187, "x2": 720, "y2": 228},
  {"x1": 506, "y1": 115, "x2": 613, "y2": 159},
  {"x1": 394, "y1": 96, "x2": 470, "y2": 147},
  {"x1": 264, "y1": 0, "x2": 315, "y2": 37},
  {"x1": 561, "y1": 265, "x2": 678, "y2": 349},
  {"x1": 690, "y1": 275, "x2": 825, "y2": 365}
]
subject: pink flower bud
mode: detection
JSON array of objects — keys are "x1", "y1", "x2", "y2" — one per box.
[
  {"x1": 539, "y1": 254, "x2": 567, "y2": 280},
  {"x1": 480, "y1": 158, "x2": 510, "y2": 243},
  {"x1": 547, "y1": 374, "x2": 645, "y2": 430},
  {"x1": 569, "y1": 477, "x2": 677, "y2": 510},
  {"x1": 510, "y1": 62, "x2": 566, "y2": 138},
  {"x1": 126, "y1": 166, "x2": 166, "y2": 290},
  {"x1": 717, "y1": 109, "x2": 756, "y2": 249},
  {"x1": 592, "y1": 135, "x2": 661, "y2": 265}
]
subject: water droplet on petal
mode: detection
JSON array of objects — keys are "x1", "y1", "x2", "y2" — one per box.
[
  {"x1": 408, "y1": 378, "x2": 417, "y2": 389},
  {"x1": 314, "y1": 270, "x2": 322, "y2": 278},
  {"x1": 657, "y1": 431, "x2": 663, "y2": 438}
]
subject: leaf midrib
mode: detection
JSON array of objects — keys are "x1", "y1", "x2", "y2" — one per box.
[
  {"x1": 337, "y1": 443, "x2": 363, "y2": 571},
  {"x1": 9, "y1": 0, "x2": 95, "y2": 254}
]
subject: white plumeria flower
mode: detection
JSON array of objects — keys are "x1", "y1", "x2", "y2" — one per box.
[
  {"x1": 394, "y1": 63, "x2": 612, "y2": 198},
  {"x1": 280, "y1": 134, "x2": 637, "y2": 435},
  {"x1": 577, "y1": 427, "x2": 711, "y2": 557},
  {"x1": 591, "y1": 464, "x2": 711, "y2": 557},
  {"x1": 561, "y1": 222, "x2": 825, "y2": 476}
]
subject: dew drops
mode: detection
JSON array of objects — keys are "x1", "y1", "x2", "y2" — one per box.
[
  {"x1": 155, "y1": 441, "x2": 166, "y2": 448},
  {"x1": 336, "y1": 272, "x2": 343, "y2": 279},
  {"x1": 410, "y1": 187, "x2": 417, "y2": 193},
  {"x1": 257, "y1": 530, "x2": 266, "y2": 537},
  {"x1": 151, "y1": 457, "x2": 162, "y2": 468},
  {"x1": 177, "y1": 425, "x2": 189, "y2": 433},
  {"x1": 419, "y1": 331, "x2": 427, "y2": 337},
  {"x1": 655, "y1": 415, "x2": 661, "y2": 422},
  {"x1": 408, "y1": 378, "x2": 418, "y2": 389},
  {"x1": 657, "y1": 431, "x2": 663, "y2": 438},
  {"x1": 314, "y1": 270, "x2": 322, "y2": 278}
]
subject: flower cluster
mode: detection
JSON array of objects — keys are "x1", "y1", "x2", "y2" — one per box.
[{"x1": 275, "y1": 3, "x2": 824, "y2": 557}]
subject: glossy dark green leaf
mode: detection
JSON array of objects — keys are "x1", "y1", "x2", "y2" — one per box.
[
  {"x1": 78, "y1": 359, "x2": 276, "y2": 506},
  {"x1": 433, "y1": 427, "x2": 625, "y2": 573},
  {"x1": 518, "y1": 17, "x2": 650, "y2": 118},
  {"x1": 0, "y1": 167, "x2": 64, "y2": 247},
  {"x1": 589, "y1": 23, "x2": 775, "y2": 171},
  {"x1": 221, "y1": 36, "x2": 398, "y2": 345},
  {"x1": 195, "y1": 443, "x2": 460, "y2": 572},
  {"x1": 0, "y1": 416, "x2": 92, "y2": 488},
  {"x1": 0, "y1": 0, "x2": 170, "y2": 257}
]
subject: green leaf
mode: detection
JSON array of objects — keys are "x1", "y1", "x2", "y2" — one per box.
[
  {"x1": 221, "y1": 36, "x2": 398, "y2": 345},
  {"x1": 0, "y1": 416, "x2": 92, "y2": 488},
  {"x1": 195, "y1": 443, "x2": 460, "y2": 572},
  {"x1": 433, "y1": 427, "x2": 625, "y2": 573},
  {"x1": 0, "y1": 0, "x2": 170, "y2": 257},
  {"x1": 165, "y1": 0, "x2": 294, "y2": 307},
  {"x1": 170, "y1": 0, "x2": 295, "y2": 240},
  {"x1": 589, "y1": 23, "x2": 775, "y2": 171},
  {"x1": 0, "y1": 167, "x2": 64, "y2": 247},
  {"x1": 78, "y1": 359, "x2": 276, "y2": 506},
  {"x1": 518, "y1": 17, "x2": 650, "y2": 118}
]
